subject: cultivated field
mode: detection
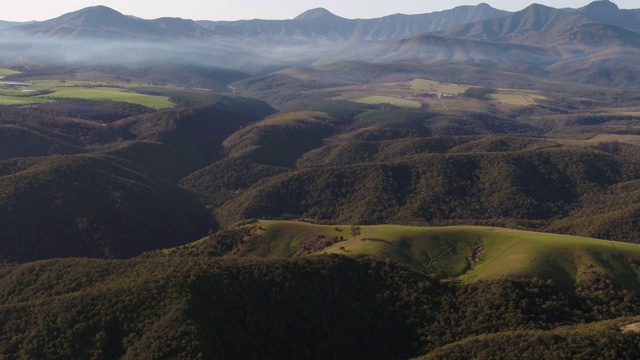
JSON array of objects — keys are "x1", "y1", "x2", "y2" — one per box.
[
  {"x1": 0, "y1": 77, "x2": 174, "y2": 109},
  {"x1": 332, "y1": 77, "x2": 548, "y2": 112},
  {"x1": 0, "y1": 68, "x2": 20, "y2": 77}
]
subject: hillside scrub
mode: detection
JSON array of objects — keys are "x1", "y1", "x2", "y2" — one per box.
[
  {"x1": 214, "y1": 148, "x2": 638, "y2": 241},
  {"x1": 0, "y1": 255, "x2": 639, "y2": 359}
]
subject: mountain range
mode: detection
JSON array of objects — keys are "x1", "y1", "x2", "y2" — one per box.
[
  {"x1": 0, "y1": 1, "x2": 638, "y2": 82},
  {"x1": 0, "y1": 4, "x2": 509, "y2": 41},
  {"x1": 0, "y1": 1, "x2": 637, "y2": 44}
]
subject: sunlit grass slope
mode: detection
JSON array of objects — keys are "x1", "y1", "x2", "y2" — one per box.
[
  {"x1": 218, "y1": 220, "x2": 640, "y2": 287},
  {"x1": 43, "y1": 87, "x2": 173, "y2": 109},
  {"x1": 0, "y1": 68, "x2": 20, "y2": 77}
]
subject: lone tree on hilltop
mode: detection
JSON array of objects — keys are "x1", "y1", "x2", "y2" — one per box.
[{"x1": 350, "y1": 225, "x2": 362, "y2": 242}]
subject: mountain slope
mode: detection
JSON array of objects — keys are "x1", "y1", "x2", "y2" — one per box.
[
  {"x1": 365, "y1": 34, "x2": 559, "y2": 65},
  {"x1": 440, "y1": 4, "x2": 587, "y2": 43},
  {"x1": 2, "y1": 6, "x2": 185, "y2": 39},
  {"x1": 111, "y1": 95, "x2": 276, "y2": 181},
  {"x1": 0, "y1": 154, "x2": 212, "y2": 262},
  {"x1": 0, "y1": 20, "x2": 23, "y2": 30},
  {"x1": 420, "y1": 320, "x2": 640, "y2": 360},
  {"x1": 0, "y1": 253, "x2": 639, "y2": 359},
  {"x1": 150, "y1": 17, "x2": 213, "y2": 37},
  {"x1": 354, "y1": 3, "x2": 510, "y2": 40},
  {"x1": 214, "y1": 148, "x2": 626, "y2": 229},
  {"x1": 577, "y1": 0, "x2": 640, "y2": 32},
  {"x1": 0, "y1": 124, "x2": 84, "y2": 160},
  {"x1": 0, "y1": 256, "x2": 441, "y2": 359},
  {"x1": 198, "y1": 4, "x2": 510, "y2": 42}
]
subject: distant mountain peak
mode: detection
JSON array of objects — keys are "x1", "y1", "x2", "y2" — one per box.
[
  {"x1": 522, "y1": 3, "x2": 555, "y2": 11},
  {"x1": 54, "y1": 5, "x2": 130, "y2": 27},
  {"x1": 4, "y1": 4, "x2": 177, "y2": 39},
  {"x1": 476, "y1": 3, "x2": 494, "y2": 9},
  {"x1": 71, "y1": 5, "x2": 124, "y2": 18},
  {"x1": 583, "y1": 0, "x2": 620, "y2": 11},
  {"x1": 294, "y1": 8, "x2": 340, "y2": 21}
]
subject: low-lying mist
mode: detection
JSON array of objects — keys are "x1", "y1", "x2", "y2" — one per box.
[{"x1": 0, "y1": 35, "x2": 374, "y2": 75}]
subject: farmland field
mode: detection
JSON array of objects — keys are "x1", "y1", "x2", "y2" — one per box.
[
  {"x1": 409, "y1": 79, "x2": 471, "y2": 94},
  {"x1": 0, "y1": 96, "x2": 52, "y2": 105},
  {"x1": 333, "y1": 77, "x2": 549, "y2": 113},
  {"x1": 0, "y1": 68, "x2": 20, "y2": 77},
  {"x1": 0, "y1": 77, "x2": 175, "y2": 109},
  {"x1": 490, "y1": 92, "x2": 547, "y2": 106},
  {"x1": 43, "y1": 87, "x2": 173, "y2": 109},
  {"x1": 356, "y1": 95, "x2": 421, "y2": 108}
]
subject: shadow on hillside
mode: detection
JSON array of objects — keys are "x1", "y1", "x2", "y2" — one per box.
[{"x1": 362, "y1": 238, "x2": 392, "y2": 245}]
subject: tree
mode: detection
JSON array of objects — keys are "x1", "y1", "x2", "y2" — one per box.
[
  {"x1": 462, "y1": 86, "x2": 496, "y2": 101},
  {"x1": 350, "y1": 225, "x2": 362, "y2": 242}
]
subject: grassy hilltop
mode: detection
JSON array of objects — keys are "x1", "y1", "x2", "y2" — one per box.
[{"x1": 177, "y1": 220, "x2": 640, "y2": 289}]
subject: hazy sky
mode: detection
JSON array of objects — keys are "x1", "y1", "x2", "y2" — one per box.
[{"x1": 4, "y1": 0, "x2": 639, "y2": 22}]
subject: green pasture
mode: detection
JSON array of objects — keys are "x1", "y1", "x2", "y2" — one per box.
[
  {"x1": 29, "y1": 79, "x2": 106, "y2": 88},
  {"x1": 0, "y1": 77, "x2": 175, "y2": 109},
  {"x1": 218, "y1": 220, "x2": 640, "y2": 287},
  {"x1": 42, "y1": 87, "x2": 173, "y2": 109},
  {"x1": 490, "y1": 93, "x2": 546, "y2": 106},
  {"x1": 356, "y1": 95, "x2": 421, "y2": 108},
  {"x1": 0, "y1": 88, "x2": 33, "y2": 96},
  {"x1": 0, "y1": 95, "x2": 52, "y2": 105},
  {"x1": 336, "y1": 77, "x2": 550, "y2": 113},
  {"x1": 410, "y1": 79, "x2": 471, "y2": 94},
  {"x1": 0, "y1": 68, "x2": 20, "y2": 77}
]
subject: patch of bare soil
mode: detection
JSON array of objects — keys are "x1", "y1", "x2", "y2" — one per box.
[{"x1": 621, "y1": 322, "x2": 640, "y2": 333}]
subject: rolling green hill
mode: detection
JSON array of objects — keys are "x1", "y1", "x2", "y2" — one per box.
[{"x1": 183, "y1": 220, "x2": 640, "y2": 289}]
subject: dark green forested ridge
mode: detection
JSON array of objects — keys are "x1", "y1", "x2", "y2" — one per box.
[
  {"x1": 209, "y1": 146, "x2": 640, "y2": 243},
  {"x1": 1, "y1": 255, "x2": 640, "y2": 359},
  {"x1": 0, "y1": 124, "x2": 84, "y2": 161},
  {"x1": 0, "y1": 93, "x2": 279, "y2": 262},
  {"x1": 221, "y1": 111, "x2": 338, "y2": 167},
  {"x1": 178, "y1": 157, "x2": 290, "y2": 206},
  {"x1": 419, "y1": 326, "x2": 640, "y2": 360},
  {"x1": 0, "y1": 154, "x2": 212, "y2": 262},
  {"x1": 110, "y1": 96, "x2": 277, "y2": 180}
]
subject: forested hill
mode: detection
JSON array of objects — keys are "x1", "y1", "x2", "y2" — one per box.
[{"x1": 1, "y1": 254, "x2": 640, "y2": 359}]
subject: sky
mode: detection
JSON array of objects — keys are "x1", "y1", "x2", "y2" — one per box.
[{"x1": 3, "y1": 0, "x2": 639, "y2": 22}]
